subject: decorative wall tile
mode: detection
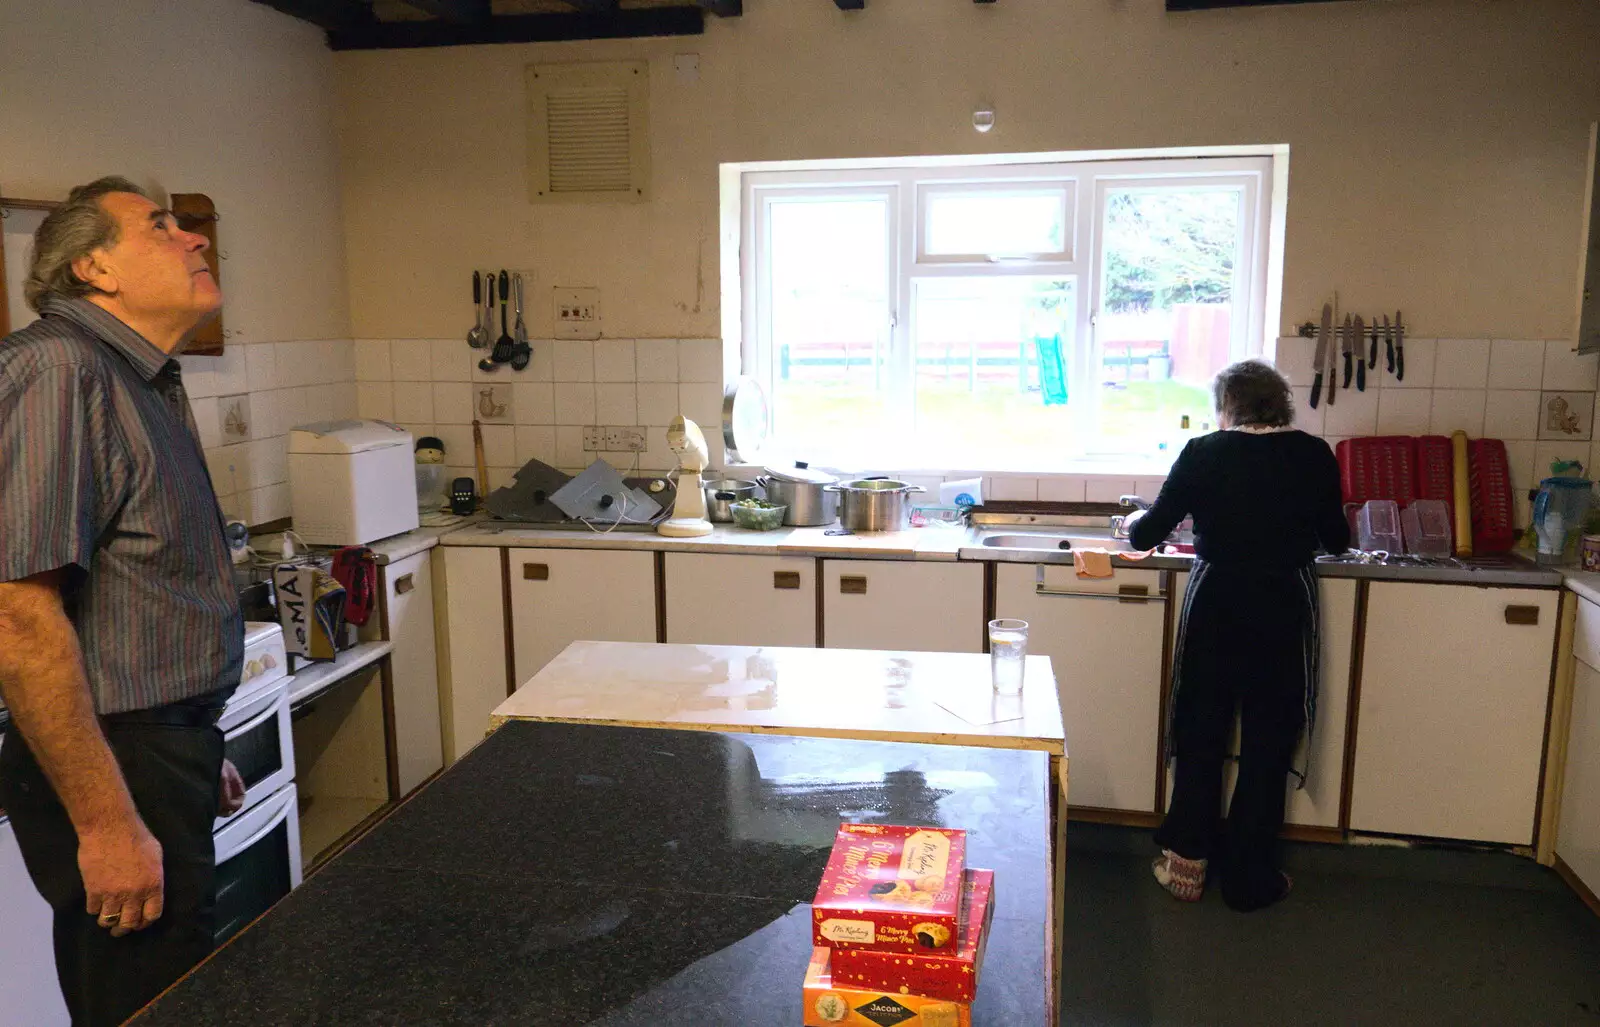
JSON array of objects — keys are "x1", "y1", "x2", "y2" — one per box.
[
  {"x1": 1428, "y1": 389, "x2": 1486, "y2": 437},
  {"x1": 219, "y1": 394, "x2": 253, "y2": 443},
  {"x1": 474, "y1": 384, "x2": 513, "y2": 422},
  {"x1": 1542, "y1": 340, "x2": 1599, "y2": 391},
  {"x1": 1537, "y1": 391, "x2": 1594, "y2": 442},
  {"x1": 1432, "y1": 339, "x2": 1491, "y2": 389}
]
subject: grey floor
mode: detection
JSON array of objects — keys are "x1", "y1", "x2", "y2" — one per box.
[{"x1": 1060, "y1": 824, "x2": 1600, "y2": 1026}]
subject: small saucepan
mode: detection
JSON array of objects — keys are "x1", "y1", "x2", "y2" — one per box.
[{"x1": 704, "y1": 479, "x2": 761, "y2": 523}]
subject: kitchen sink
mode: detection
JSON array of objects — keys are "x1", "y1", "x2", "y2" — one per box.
[{"x1": 980, "y1": 532, "x2": 1137, "y2": 553}]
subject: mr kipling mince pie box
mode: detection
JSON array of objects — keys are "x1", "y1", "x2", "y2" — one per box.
[
  {"x1": 831, "y1": 869, "x2": 995, "y2": 1003},
  {"x1": 812, "y1": 824, "x2": 966, "y2": 955}
]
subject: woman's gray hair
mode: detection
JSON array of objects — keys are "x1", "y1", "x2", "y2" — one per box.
[
  {"x1": 1213, "y1": 359, "x2": 1295, "y2": 428},
  {"x1": 23, "y1": 176, "x2": 151, "y2": 312}
]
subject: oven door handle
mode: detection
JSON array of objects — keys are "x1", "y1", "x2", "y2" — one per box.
[
  {"x1": 223, "y1": 688, "x2": 288, "y2": 743},
  {"x1": 216, "y1": 787, "x2": 295, "y2": 864}
]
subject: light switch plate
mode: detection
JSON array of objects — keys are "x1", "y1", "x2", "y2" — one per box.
[{"x1": 553, "y1": 287, "x2": 600, "y2": 340}]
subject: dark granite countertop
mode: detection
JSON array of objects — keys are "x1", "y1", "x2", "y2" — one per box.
[{"x1": 131, "y1": 721, "x2": 1051, "y2": 1026}]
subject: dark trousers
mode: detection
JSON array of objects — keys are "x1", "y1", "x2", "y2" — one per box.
[
  {"x1": 0, "y1": 717, "x2": 223, "y2": 1027},
  {"x1": 1154, "y1": 564, "x2": 1311, "y2": 911}
]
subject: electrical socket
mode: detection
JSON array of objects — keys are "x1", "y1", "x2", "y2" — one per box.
[
  {"x1": 553, "y1": 287, "x2": 600, "y2": 340},
  {"x1": 584, "y1": 426, "x2": 647, "y2": 452},
  {"x1": 605, "y1": 426, "x2": 647, "y2": 452}
]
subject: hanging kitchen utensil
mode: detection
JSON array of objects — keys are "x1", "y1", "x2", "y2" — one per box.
[
  {"x1": 1394, "y1": 310, "x2": 1406, "y2": 381},
  {"x1": 1341, "y1": 314, "x2": 1355, "y2": 389},
  {"x1": 509, "y1": 273, "x2": 531, "y2": 372},
  {"x1": 1326, "y1": 314, "x2": 1341, "y2": 406},
  {"x1": 1383, "y1": 314, "x2": 1395, "y2": 374},
  {"x1": 1356, "y1": 316, "x2": 1367, "y2": 391},
  {"x1": 1310, "y1": 303, "x2": 1332, "y2": 409},
  {"x1": 467, "y1": 270, "x2": 488, "y2": 349},
  {"x1": 472, "y1": 419, "x2": 488, "y2": 501},
  {"x1": 478, "y1": 275, "x2": 501, "y2": 372},
  {"x1": 492, "y1": 271, "x2": 515, "y2": 365}
]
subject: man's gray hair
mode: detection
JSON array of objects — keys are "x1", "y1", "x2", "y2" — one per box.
[
  {"x1": 24, "y1": 176, "x2": 151, "y2": 312},
  {"x1": 1213, "y1": 359, "x2": 1295, "y2": 428}
]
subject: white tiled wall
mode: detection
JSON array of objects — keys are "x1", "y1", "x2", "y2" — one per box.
[
  {"x1": 1274, "y1": 335, "x2": 1600, "y2": 528},
  {"x1": 354, "y1": 337, "x2": 725, "y2": 492},
  {"x1": 180, "y1": 339, "x2": 356, "y2": 528}
]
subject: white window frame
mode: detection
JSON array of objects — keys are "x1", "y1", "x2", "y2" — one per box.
[{"x1": 733, "y1": 150, "x2": 1282, "y2": 470}]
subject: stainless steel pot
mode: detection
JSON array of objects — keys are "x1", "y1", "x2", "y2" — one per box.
[
  {"x1": 757, "y1": 476, "x2": 838, "y2": 526},
  {"x1": 826, "y1": 478, "x2": 926, "y2": 533},
  {"x1": 704, "y1": 479, "x2": 760, "y2": 523}
]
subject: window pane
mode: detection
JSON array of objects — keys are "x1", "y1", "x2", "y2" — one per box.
[
  {"x1": 1097, "y1": 187, "x2": 1242, "y2": 453},
  {"x1": 924, "y1": 190, "x2": 1067, "y2": 257},
  {"x1": 766, "y1": 196, "x2": 892, "y2": 455},
  {"x1": 912, "y1": 276, "x2": 1077, "y2": 467}
]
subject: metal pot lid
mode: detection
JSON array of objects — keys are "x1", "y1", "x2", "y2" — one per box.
[
  {"x1": 722, "y1": 377, "x2": 770, "y2": 465},
  {"x1": 762, "y1": 460, "x2": 838, "y2": 485}
]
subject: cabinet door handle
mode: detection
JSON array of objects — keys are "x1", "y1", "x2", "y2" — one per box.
[
  {"x1": 394, "y1": 573, "x2": 415, "y2": 595},
  {"x1": 774, "y1": 571, "x2": 802, "y2": 590},
  {"x1": 840, "y1": 575, "x2": 868, "y2": 595},
  {"x1": 1504, "y1": 605, "x2": 1540, "y2": 626},
  {"x1": 523, "y1": 563, "x2": 549, "y2": 581}
]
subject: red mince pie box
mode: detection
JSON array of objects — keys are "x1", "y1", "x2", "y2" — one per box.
[
  {"x1": 831, "y1": 869, "x2": 995, "y2": 1003},
  {"x1": 812, "y1": 824, "x2": 967, "y2": 955}
]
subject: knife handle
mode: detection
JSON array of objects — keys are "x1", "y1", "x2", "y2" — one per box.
[
  {"x1": 1368, "y1": 327, "x2": 1378, "y2": 368},
  {"x1": 1310, "y1": 372, "x2": 1323, "y2": 409},
  {"x1": 1386, "y1": 336, "x2": 1395, "y2": 374},
  {"x1": 1343, "y1": 352, "x2": 1353, "y2": 389},
  {"x1": 1396, "y1": 345, "x2": 1405, "y2": 381},
  {"x1": 1356, "y1": 354, "x2": 1366, "y2": 391}
]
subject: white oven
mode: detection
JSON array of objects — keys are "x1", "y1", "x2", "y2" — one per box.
[
  {"x1": 216, "y1": 679, "x2": 292, "y2": 830},
  {"x1": 212, "y1": 782, "x2": 301, "y2": 945}
]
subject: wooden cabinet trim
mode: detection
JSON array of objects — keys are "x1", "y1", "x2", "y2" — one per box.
[{"x1": 501, "y1": 549, "x2": 517, "y2": 697}]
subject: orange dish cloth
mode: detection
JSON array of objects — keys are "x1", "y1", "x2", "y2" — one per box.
[{"x1": 1073, "y1": 548, "x2": 1116, "y2": 579}]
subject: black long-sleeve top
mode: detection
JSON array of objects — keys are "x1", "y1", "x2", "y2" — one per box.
[{"x1": 1129, "y1": 429, "x2": 1351, "y2": 570}]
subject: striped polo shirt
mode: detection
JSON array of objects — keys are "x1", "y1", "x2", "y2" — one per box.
[{"x1": 0, "y1": 297, "x2": 242, "y2": 714}]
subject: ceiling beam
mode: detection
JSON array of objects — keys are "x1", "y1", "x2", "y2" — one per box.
[
  {"x1": 250, "y1": 0, "x2": 373, "y2": 32},
  {"x1": 327, "y1": 7, "x2": 705, "y2": 49},
  {"x1": 698, "y1": 0, "x2": 742, "y2": 14},
  {"x1": 396, "y1": 0, "x2": 491, "y2": 23}
]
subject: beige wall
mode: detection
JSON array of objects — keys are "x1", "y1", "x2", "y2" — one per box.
[
  {"x1": 0, "y1": 0, "x2": 356, "y2": 526},
  {"x1": 335, "y1": 0, "x2": 1600, "y2": 343}
]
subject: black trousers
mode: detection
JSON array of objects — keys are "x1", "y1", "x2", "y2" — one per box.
[
  {"x1": 1154, "y1": 562, "x2": 1313, "y2": 911},
  {"x1": 0, "y1": 716, "x2": 223, "y2": 1027}
]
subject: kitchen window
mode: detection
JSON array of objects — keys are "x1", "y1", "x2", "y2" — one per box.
[{"x1": 738, "y1": 154, "x2": 1277, "y2": 470}]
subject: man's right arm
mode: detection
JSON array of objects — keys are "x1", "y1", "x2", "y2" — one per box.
[{"x1": 0, "y1": 570, "x2": 164, "y2": 936}]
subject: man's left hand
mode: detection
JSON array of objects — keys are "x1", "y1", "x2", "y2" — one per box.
[{"x1": 218, "y1": 759, "x2": 245, "y2": 818}]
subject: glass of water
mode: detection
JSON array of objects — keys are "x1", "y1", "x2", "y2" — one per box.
[{"x1": 988, "y1": 619, "x2": 1029, "y2": 695}]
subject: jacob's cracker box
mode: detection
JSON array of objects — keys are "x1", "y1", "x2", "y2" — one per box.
[
  {"x1": 832, "y1": 869, "x2": 995, "y2": 1002},
  {"x1": 803, "y1": 947, "x2": 971, "y2": 1027},
  {"x1": 813, "y1": 824, "x2": 966, "y2": 954}
]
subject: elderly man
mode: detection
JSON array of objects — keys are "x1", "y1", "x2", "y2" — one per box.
[{"x1": 0, "y1": 177, "x2": 247, "y2": 1026}]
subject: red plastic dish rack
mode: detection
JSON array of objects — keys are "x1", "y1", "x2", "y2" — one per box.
[
  {"x1": 1467, "y1": 438, "x2": 1516, "y2": 553},
  {"x1": 1414, "y1": 435, "x2": 1457, "y2": 524},
  {"x1": 1335, "y1": 437, "x2": 1419, "y2": 530}
]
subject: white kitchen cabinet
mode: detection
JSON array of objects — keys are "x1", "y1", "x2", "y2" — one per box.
[
  {"x1": 1162, "y1": 573, "x2": 1358, "y2": 829},
  {"x1": 664, "y1": 553, "x2": 817, "y2": 648},
  {"x1": 507, "y1": 547, "x2": 658, "y2": 687},
  {"x1": 1350, "y1": 582, "x2": 1559, "y2": 845},
  {"x1": 996, "y1": 563, "x2": 1165, "y2": 812},
  {"x1": 821, "y1": 560, "x2": 984, "y2": 654},
  {"x1": 379, "y1": 552, "x2": 444, "y2": 795},
  {"x1": 1557, "y1": 609, "x2": 1600, "y2": 898},
  {"x1": 0, "y1": 819, "x2": 68, "y2": 1026},
  {"x1": 433, "y1": 546, "x2": 509, "y2": 763}
]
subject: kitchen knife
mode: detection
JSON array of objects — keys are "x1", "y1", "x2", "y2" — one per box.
[
  {"x1": 1354, "y1": 315, "x2": 1366, "y2": 391},
  {"x1": 1327, "y1": 314, "x2": 1341, "y2": 406},
  {"x1": 1395, "y1": 311, "x2": 1406, "y2": 381},
  {"x1": 1310, "y1": 303, "x2": 1332, "y2": 408},
  {"x1": 1384, "y1": 314, "x2": 1395, "y2": 374},
  {"x1": 1342, "y1": 314, "x2": 1356, "y2": 389},
  {"x1": 1368, "y1": 316, "x2": 1379, "y2": 368}
]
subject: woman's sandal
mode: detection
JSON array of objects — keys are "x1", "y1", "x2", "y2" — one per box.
[{"x1": 1152, "y1": 849, "x2": 1208, "y2": 902}]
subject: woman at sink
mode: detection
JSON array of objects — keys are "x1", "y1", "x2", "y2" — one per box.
[{"x1": 1125, "y1": 360, "x2": 1349, "y2": 911}]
